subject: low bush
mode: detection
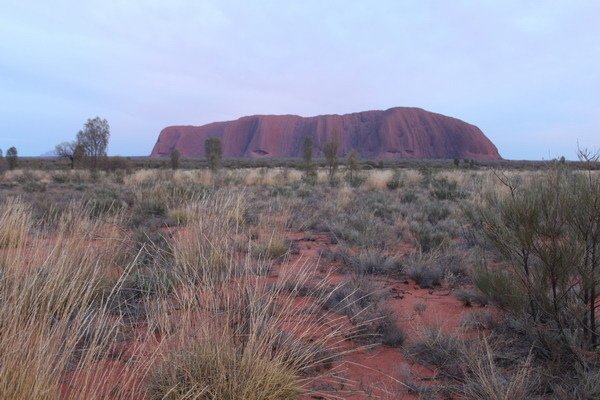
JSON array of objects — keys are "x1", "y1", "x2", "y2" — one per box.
[
  {"x1": 424, "y1": 201, "x2": 451, "y2": 224},
  {"x1": 454, "y1": 288, "x2": 489, "y2": 307},
  {"x1": 377, "y1": 310, "x2": 406, "y2": 347},
  {"x1": 409, "y1": 222, "x2": 449, "y2": 253},
  {"x1": 404, "y1": 248, "x2": 468, "y2": 289},
  {"x1": 323, "y1": 278, "x2": 383, "y2": 313},
  {"x1": 459, "y1": 310, "x2": 496, "y2": 331},
  {"x1": 346, "y1": 174, "x2": 366, "y2": 188},
  {"x1": 343, "y1": 250, "x2": 402, "y2": 276},
  {"x1": 385, "y1": 169, "x2": 403, "y2": 190},
  {"x1": 322, "y1": 278, "x2": 404, "y2": 346},
  {"x1": 407, "y1": 263, "x2": 444, "y2": 288},
  {"x1": 400, "y1": 190, "x2": 418, "y2": 204},
  {"x1": 329, "y1": 210, "x2": 391, "y2": 248},
  {"x1": 459, "y1": 341, "x2": 537, "y2": 400},
  {"x1": 22, "y1": 180, "x2": 47, "y2": 192},
  {"x1": 405, "y1": 327, "x2": 465, "y2": 380},
  {"x1": 413, "y1": 302, "x2": 427, "y2": 315},
  {"x1": 431, "y1": 177, "x2": 465, "y2": 200},
  {"x1": 251, "y1": 239, "x2": 289, "y2": 260},
  {"x1": 86, "y1": 186, "x2": 128, "y2": 217}
]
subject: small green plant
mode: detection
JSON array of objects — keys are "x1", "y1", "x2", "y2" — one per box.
[{"x1": 386, "y1": 169, "x2": 403, "y2": 190}]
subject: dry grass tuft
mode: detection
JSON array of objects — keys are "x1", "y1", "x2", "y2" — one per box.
[
  {"x1": 0, "y1": 197, "x2": 31, "y2": 249},
  {"x1": 149, "y1": 339, "x2": 298, "y2": 400},
  {"x1": 0, "y1": 202, "x2": 145, "y2": 400}
]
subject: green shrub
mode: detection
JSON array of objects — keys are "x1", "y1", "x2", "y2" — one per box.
[
  {"x1": 431, "y1": 177, "x2": 465, "y2": 200},
  {"x1": 22, "y1": 181, "x2": 46, "y2": 193},
  {"x1": 407, "y1": 263, "x2": 444, "y2": 288},
  {"x1": 344, "y1": 250, "x2": 402, "y2": 276},
  {"x1": 386, "y1": 170, "x2": 403, "y2": 190},
  {"x1": 131, "y1": 194, "x2": 168, "y2": 225},
  {"x1": 410, "y1": 222, "x2": 448, "y2": 252},
  {"x1": 459, "y1": 310, "x2": 496, "y2": 331},
  {"x1": 86, "y1": 187, "x2": 127, "y2": 216},
  {"x1": 405, "y1": 247, "x2": 469, "y2": 289},
  {"x1": 405, "y1": 327, "x2": 465, "y2": 379},
  {"x1": 400, "y1": 190, "x2": 418, "y2": 203},
  {"x1": 346, "y1": 174, "x2": 366, "y2": 188},
  {"x1": 454, "y1": 288, "x2": 488, "y2": 307},
  {"x1": 424, "y1": 201, "x2": 451, "y2": 224},
  {"x1": 471, "y1": 266, "x2": 526, "y2": 313}
]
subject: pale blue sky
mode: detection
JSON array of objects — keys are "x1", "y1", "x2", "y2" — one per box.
[{"x1": 1, "y1": 1, "x2": 598, "y2": 159}]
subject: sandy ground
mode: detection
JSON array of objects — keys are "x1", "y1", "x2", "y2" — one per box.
[{"x1": 276, "y1": 230, "x2": 481, "y2": 399}]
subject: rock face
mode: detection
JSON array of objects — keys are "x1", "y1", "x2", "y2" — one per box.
[{"x1": 150, "y1": 107, "x2": 501, "y2": 160}]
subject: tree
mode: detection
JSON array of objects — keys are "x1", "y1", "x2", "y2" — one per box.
[
  {"x1": 472, "y1": 164, "x2": 600, "y2": 354},
  {"x1": 346, "y1": 150, "x2": 360, "y2": 185},
  {"x1": 0, "y1": 148, "x2": 4, "y2": 172},
  {"x1": 73, "y1": 143, "x2": 85, "y2": 168},
  {"x1": 302, "y1": 136, "x2": 313, "y2": 167},
  {"x1": 170, "y1": 149, "x2": 181, "y2": 170},
  {"x1": 574, "y1": 147, "x2": 600, "y2": 346},
  {"x1": 204, "y1": 137, "x2": 222, "y2": 171},
  {"x1": 55, "y1": 141, "x2": 84, "y2": 169},
  {"x1": 6, "y1": 147, "x2": 18, "y2": 170},
  {"x1": 77, "y1": 117, "x2": 110, "y2": 169},
  {"x1": 302, "y1": 136, "x2": 316, "y2": 184},
  {"x1": 323, "y1": 138, "x2": 339, "y2": 181}
]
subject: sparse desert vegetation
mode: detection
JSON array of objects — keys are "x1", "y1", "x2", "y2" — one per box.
[
  {"x1": 4, "y1": 0, "x2": 600, "y2": 397},
  {"x1": 0, "y1": 157, "x2": 599, "y2": 399}
]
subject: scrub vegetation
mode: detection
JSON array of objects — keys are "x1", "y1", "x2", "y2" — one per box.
[{"x1": 0, "y1": 150, "x2": 599, "y2": 399}]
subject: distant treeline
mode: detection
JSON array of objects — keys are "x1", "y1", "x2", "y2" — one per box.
[{"x1": 13, "y1": 156, "x2": 600, "y2": 171}]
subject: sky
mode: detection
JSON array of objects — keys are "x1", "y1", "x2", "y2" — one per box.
[{"x1": 0, "y1": 1, "x2": 599, "y2": 159}]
